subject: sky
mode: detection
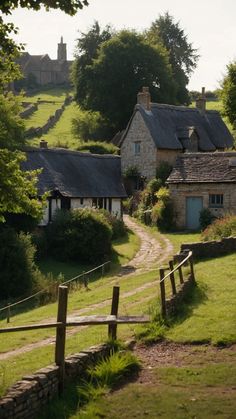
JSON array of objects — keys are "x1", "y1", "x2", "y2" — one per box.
[{"x1": 5, "y1": 0, "x2": 236, "y2": 91}]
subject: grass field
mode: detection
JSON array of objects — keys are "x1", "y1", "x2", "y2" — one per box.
[
  {"x1": 26, "y1": 87, "x2": 71, "y2": 103},
  {"x1": 24, "y1": 102, "x2": 62, "y2": 129}
]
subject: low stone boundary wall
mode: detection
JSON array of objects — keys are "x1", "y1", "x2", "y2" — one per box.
[
  {"x1": 25, "y1": 96, "x2": 73, "y2": 139},
  {"x1": 180, "y1": 237, "x2": 236, "y2": 260},
  {"x1": 165, "y1": 276, "x2": 193, "y2": 316},
  {"x1": 20, "y1": 103, "x2": 38, "y2": 118},
  {"x1": 0, "y1": 343, "x2": 110, "y2": 419}
]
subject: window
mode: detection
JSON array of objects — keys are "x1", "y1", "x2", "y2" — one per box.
[
  {"x1": 80, "y1": 198, "x2": 84, "y2": 205},
  {"x1": 134, "y1": 142, "x2": 141, "y2": 155},
  {"x1": 209, "y1": 194, "x2": 223, "y2": 208}
]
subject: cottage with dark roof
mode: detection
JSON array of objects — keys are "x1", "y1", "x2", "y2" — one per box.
[
  {"x1": 22, "y1": 144, "x2": 127, "y2": 225},
  {"x1": 120, "y1": 87, "x2": 233, "y2": 181},
  {"x1": 167, "y1": 152, "x2": 236, "y2": 229}
]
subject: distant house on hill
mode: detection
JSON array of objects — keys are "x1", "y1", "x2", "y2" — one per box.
[
  {"x1": 16, "y1": 37, "x2": 72, "y2": 87},
  {"x1": 167, "y1": 152, "x2": 236, "y2": 229},
  {"x1": 120, "y1": 87, "x2": 233, "y2": 181},
  {"x1": 22, "y1": 143, "x2": 127, "y2": 225}
]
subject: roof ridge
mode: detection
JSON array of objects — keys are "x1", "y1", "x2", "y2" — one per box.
[{"x1": 24, "y1": 147, "x2": 120, "y2": 159}]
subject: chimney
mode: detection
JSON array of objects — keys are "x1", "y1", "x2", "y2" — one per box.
[
  {"x1": 196, "y1": 87, "x2": 206, "y2": 112},
  {"x1": 137, "y1": 86, "x2": 151, "y2": 110},
  {"x1": 40, "y1": 139, "x2": 48, "y2": 149}
]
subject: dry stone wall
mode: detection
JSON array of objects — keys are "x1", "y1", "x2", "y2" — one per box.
[
  {"x1": 180, "y1": 237, "x2": 236, "y2": 260},
  {"x1": 0, "y1": 343, "x2": 110, "y2": 419}
]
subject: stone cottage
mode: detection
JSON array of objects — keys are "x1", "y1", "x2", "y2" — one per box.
[
  {"x1": 120, "y1": 87, "x2": 233, "y2": 181},
  {"x1": 17, "y1": 37, "x2": 72, "y2": 86},
  {"x1": 22, "y1": 145, "x2": 127, "y2": 225},
  {"x1": 167, "y1": 152, "x2": 236, "y2": 229}
]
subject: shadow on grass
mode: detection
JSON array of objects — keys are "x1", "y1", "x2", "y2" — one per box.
[{"x1": 167, "y1": 281, "x2": 209, "y2": 327}]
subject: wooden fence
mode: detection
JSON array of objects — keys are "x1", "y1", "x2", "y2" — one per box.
[
  {"x1": 159, "y1": 250, "x2": 195, "y2": 317},
  {"x1": 0, "y1": 285, "x2": 149, "y2": 393},
  {"x1": 0, "y1": 261, "x2": 111, "y2": 323}
]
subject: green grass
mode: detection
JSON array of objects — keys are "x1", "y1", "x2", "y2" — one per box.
[
  {"x1": 24, "y1": 102, "x2": 62, "y2": 128},
  {"x1": 80, "y1": 363, "x2": 236, "y2": 419},
  {"x1": 26, "y1": 87, "x2": 71, "y2": 103},
  {"x1": 165, "y1": 231, "x2": 201, "y2": 253},
  {"x1": 30, "y1": 102, "x2": 79, "y2": 147}
]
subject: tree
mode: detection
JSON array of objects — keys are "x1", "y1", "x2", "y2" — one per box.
[
  {"x1": 72, "y1": 21, "x2": 114, "y2": 106},
  {"x1": 221, "y1": 61, "x2": 236, "y2": 127},
  {"x1": 0, "y1": 0, "x2": 89, "y2": 222},
  {"x1": 73, "y1": 30, "x2": 177, "y2": 137},
  {"x1": 146, "y1": 12, "x2": 199, "y2": 104}
]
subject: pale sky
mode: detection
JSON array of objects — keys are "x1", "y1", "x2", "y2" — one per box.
[{"x1": 5, "y1": 0, "x2": 236, "y2": 91}]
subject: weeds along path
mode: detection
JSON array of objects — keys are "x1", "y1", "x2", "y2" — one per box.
[{"x1": 0, "y1": 217, "x2": 173, "y2": 360}]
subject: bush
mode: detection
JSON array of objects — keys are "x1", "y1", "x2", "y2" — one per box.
[
  {"x1": 151, "y1": 187, "x2": 175, "y2": 231},
  {"x1": 156, "y1": 161, "x2": 173, "y2": 185},
  {"x1": 199, "y1": 208, "x2": 215, "y2": 230},
  {"x1": 46, "y1": 208, "x2": 112, "y2": 264},
  {"x1": 72, "y1": 108, "x2": 110, "y2": 141},
  {"x1": 100, "y1": 210, "x2": 127, "y2": 239},
  {"x1": 0, "y1": 227, "x2": 39, "y2": 299},
  {"x1": 202, "y1": 214, "x2": 236, "y2": 241},
  {"x1": 77, "y1": 140, "x2": 118, "y2": 155}
]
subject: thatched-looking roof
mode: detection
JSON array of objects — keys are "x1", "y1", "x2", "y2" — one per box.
[
  {"x1": 22, "y1": 148, "x2": 127, "y2": 198},
  {"x1": 121, "y1": 103, "x2": 233, "y2": 151},
  {"x1": 167, "y1": 152, "x2": 236, "y2": 184}
]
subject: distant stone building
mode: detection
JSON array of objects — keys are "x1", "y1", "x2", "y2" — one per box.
[{"x1": 16, "y1": 37, "x2": 73, "y2": 87}]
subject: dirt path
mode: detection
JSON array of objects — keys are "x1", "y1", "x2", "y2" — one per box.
[
  {"x1": 133, "y1": 341, "x2": 236, "y2": 385},
  {"x1": 0, "y1": 217, "x2": 173, "y2": 360},
  {"x1": 120, "y1": 215, "x2": 173, "y2": 275}
]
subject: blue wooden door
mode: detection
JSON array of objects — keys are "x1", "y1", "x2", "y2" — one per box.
[{"x1": 186, "y1": 197, "x2": 203, "y2": 229}]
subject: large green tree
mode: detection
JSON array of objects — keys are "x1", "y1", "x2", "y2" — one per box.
[
  {"x1": 73, "y1": 21, "x2": 114, "y2": 106},
  {"x1": 146, "y1": 12, "x2": 199, "y2": 104},
  {"x1": 221, "y1": 61, "x2": 236, "y2": 127},
  {"x1": 0, "y1": 0, "x2": 89, "y2": 222},
  {"x1": 73, "y1": 30, "x2": 177, "y2": 137}
]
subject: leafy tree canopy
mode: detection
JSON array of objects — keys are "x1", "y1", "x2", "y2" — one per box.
[
  {"x1": 221, "y1": 61, "x2": 236, "y2": 126},
  {"x1": 146, "y1": 12, "x2": 199, "y2": 104},
  {"x1": 73, "y1": 29, "x2": 177, "y2": 137},
  {"x1": 0, "y1": 0, "x2": 88, "y2": 15}
]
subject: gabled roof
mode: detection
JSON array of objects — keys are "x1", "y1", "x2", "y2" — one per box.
[
  {"x1": 22, "y1": 148, "x2": 127, "y2": 198},
  {"x1": 121, "y1": 103, "x2": 233, "y2": 151},
  {"x1": 167, "y1": 152, "x2": 236, "y2": 184}
]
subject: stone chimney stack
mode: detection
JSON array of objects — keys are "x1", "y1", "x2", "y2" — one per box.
[
  {"x1": 196, "y1": 87, "x2": 206, "y2": 112},
  {"x1": 40, "y1": 139, "x2": 48, "y2": 149},
  {"x1": 137, "y1": 87, "x2": 151, "y2": 110},
  {"x1": 57, "y1": 36, "x2": 67, "y2": 62}
]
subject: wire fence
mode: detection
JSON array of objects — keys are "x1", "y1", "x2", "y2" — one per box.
[{"x1": 0, "y1": 260, "x2": 111, "y2": 323}]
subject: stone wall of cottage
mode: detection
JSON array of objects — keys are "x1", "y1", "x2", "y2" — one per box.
[
  {"x1": 121, "y1": 112, "x2": 180, "y2": 181},
  {"x1": 169, "y1": 182, "x2": 236, "y2": 228},
  {"x1": 121, "y1": 112, "x2": 157, "y2": 180}
]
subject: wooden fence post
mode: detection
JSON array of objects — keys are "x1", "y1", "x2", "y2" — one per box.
[
  {"x1": 189, "y1": 254, "x2": 195, "y2": 282},
  {"x1": 159, "y1": 268, "x2": 166, "y2": 317},
  {"x1": 55, "y1": 285, "x2": 68, "y2": 395},
  {"x1": 178, "y1": 265, "x2": 184, "y2": 284},
  {"x1": 108, "y1": 286, "x2": 120, "y2": 340},
  {"x1": 169, "y1": 261, "x2": 176, "y2": 295},
  {"x1": 7, "y1": 303, "x2": 11, "y2": 323}
]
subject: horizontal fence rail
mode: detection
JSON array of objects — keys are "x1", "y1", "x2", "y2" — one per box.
[
  {"x1": 0, "y1": 285, "x2": 150, "y2": 394},
  {"x1": 0, "y1": 261, "x2": 111, "y2": 323}
]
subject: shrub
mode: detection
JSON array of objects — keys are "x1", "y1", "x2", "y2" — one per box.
[
  {"x1": 76, "y1": 140, "x2": 118, "y2": 155},
  {"x1": 46, "y1": 208, "x2": 112, "y2": 263},
  {"x1": 72, "y1": 108, "x2": 110, "y2": 141},
  {"x1": 156, "y1": 161, "x2": 173, "y2": 185},
  {"x1": 199, "y1": 208, "x2": 215, "y2": 230},
  {"x1": 202, "y1": 214, "x2": 236, "y2": 241},
  {"x1": 0, "y1": 227, "x2": 39, "y2": 299},
  {"x1": 151, "y1": 187, "x2": 175, "y2": 231},
  {"x1": 100, "y1": 210, "x2": 126, "y2": 239}
]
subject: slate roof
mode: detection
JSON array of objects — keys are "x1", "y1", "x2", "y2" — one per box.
[
  {"x1": 167, "y1": 152, "x2": 236, "y2": 184},
  {"x1": 22, "y1": 148, "x2": 127, "y2": 198},
  {"x1": 121, "y1": 103, "x2": 233, "y2": 151}
]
